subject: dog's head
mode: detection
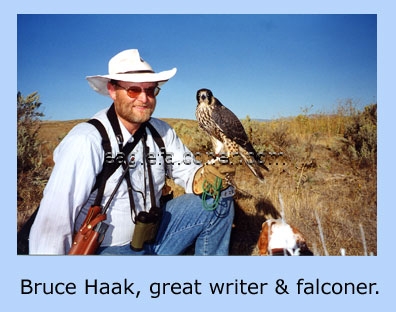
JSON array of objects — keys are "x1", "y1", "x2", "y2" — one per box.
[{"x1": 257, "y1": 219, "x2": 313, "y2": 256}]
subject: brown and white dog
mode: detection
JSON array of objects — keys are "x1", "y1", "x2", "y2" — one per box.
[{"x1": 256, "y1": 219, "x2": 313, "y2": 256}]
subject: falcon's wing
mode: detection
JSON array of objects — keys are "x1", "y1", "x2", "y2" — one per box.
[{"x1": 211, "y1": 100, "x2": 252, "y2": 150}]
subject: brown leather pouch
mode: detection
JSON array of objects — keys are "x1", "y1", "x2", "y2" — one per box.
[{"x1": 68, "y1": 205, "x2": 108, "y2": 255}]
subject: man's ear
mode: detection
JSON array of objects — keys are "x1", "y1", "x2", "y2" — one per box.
[{"x1": 107, "y1": 81, "x2": 117, "y2": 100}]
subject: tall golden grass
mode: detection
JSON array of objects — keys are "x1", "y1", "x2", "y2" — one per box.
[{"x1": 17, "y1": 102, "x2": 377, "y2": 256}]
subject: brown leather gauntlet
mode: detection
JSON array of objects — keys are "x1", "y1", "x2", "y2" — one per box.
[{"x1": 192, "y1": 163, "x2": 236, "y2": 195}]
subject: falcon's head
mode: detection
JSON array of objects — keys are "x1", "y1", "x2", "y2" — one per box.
[{"x1": 196, "y1": 88, "x2": 214, "y2": 106}]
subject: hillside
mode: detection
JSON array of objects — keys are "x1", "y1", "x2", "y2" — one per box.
[{"x1": 18, "y1": 108, "x2": 377, "y2": 256}]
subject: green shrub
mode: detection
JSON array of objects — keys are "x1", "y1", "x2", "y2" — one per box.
[
  {"x1": 17, "y1": 92, "x2": 44, "y2": 173},
  {"x1": 343, "y1": 103, "x2": 377, "y2": 168},
  {"x1": 17, "y1": 91, "x2": 49, "y2": 228}
]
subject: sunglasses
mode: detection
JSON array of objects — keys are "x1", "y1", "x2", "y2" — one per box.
[{"x1": 113, "y1": 82, "x2": 160, "y2": 98}]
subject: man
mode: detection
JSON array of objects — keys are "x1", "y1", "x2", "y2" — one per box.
[{"x1": 29, "y1": 49, "x2": 235, "y2": 255}]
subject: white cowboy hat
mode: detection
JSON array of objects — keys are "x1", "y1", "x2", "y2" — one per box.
[{"x1": 86, "y1": 49, "x2": 177, "y2": 96}]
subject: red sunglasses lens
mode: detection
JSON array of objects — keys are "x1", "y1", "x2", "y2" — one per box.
[{"x1": 126, "y1": 86, "x2": 159, "y2": 98}]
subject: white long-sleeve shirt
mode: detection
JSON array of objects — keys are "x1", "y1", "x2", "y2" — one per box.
[{"x1": 29, "y1": 107, "x2": 201, "y2": 254}]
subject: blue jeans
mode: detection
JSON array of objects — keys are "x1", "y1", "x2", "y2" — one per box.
[{"x1": 97, "y1": 193, "x2": 234, "y2": 256}]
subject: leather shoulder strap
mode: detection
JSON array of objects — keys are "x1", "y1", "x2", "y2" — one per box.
[
  {"x1": 87, "y1": 118, "x2": 114, "y2": 205},
  {"x1": 89, "y1": 111, "x2": 167, "y2": 200},
  {"x1": 87, "y1": 115, "x2": 146, "y2": 196},
  {"x1": 87, "y1": 119, "x2": 111, "y2": 155}
]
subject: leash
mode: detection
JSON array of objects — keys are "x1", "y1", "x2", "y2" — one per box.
[{"x1": 201, "y1": 177, "x2": 223, "y2": 211}]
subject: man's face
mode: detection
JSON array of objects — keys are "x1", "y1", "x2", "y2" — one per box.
[{"x1": 108, "y1": 81, "x2": 158, "y2": 131}]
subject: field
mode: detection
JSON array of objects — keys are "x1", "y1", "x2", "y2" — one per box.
[{"x1": 17, "y1": 104, "x2": 377, "y2": 256}]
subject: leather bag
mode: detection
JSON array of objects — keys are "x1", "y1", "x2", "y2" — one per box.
[{"x1": 68, "y1": 205, "x2": 108, "y2": 255}]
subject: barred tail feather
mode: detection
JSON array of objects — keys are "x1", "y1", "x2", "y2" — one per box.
[{"x1": 239, "y1": 148, "x2": 266, "y2": 183}]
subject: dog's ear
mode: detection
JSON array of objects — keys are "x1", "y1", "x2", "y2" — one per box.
[
  {"x1": 257, "y1": 221, "x2": 271, "y2": 255},
  {"x1": 291, "y1": 226, "x2": 314, "y2": 256}
]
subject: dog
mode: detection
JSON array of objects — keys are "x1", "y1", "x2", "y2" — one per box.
[{"x1": 256, "y1": 219, "x2": 313, "y2": 256}]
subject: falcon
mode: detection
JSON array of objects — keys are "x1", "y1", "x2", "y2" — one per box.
[{"x1": 196, "y1": 88, "x2": 268, "y2": 182}]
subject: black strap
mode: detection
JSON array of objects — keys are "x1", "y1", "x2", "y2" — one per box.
[
  {"x1": 106, "y1": 103, "x2": 149, "y2": 160},
  {"x1": 142, "y1": 131, "x2": 157, "y2": 209},
  {"x1": 17, "y1": 108, "x2": 167, "y2": 254},
  {"x1": 89, "y1": 104, "x2": 147, "y2": 205},
  {"x1": 105, "y1": 104, "x2": 169, "y2": 219},
  {"x1": 87, "y1": 119, "x2": 111, "y2": 155},
  {"x1": 106, "y1": 104, "x2": 145, "y2": 218},
  {"x1": 107, "y1": 103, "x2": 167, "y2": 164},
  {"x1": 106, "y1": 104, "x2": 124, "y2": 151},
  {"x1": 87, "y1": 119, "x2": 112, "y2": 205},
  {"x1": 76, "y1": 104, "x2": 169, "y2": 217}
]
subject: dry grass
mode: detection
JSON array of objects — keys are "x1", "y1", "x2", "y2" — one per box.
[
  {"x1": 17, "y1": 108, "x2": 377, "y2": 256},
  {"x1": 167, "y1": 111, "x2": 377, "y2": 256}
]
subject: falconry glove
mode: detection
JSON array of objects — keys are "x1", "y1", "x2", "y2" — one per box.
[{"x1": 192, "y1": 163, "x2": 236, "y2": 195}]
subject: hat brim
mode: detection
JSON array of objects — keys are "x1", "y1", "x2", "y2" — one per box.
[{"x1": 86, "y1": 67, "x2": 177, "y2": 96}]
